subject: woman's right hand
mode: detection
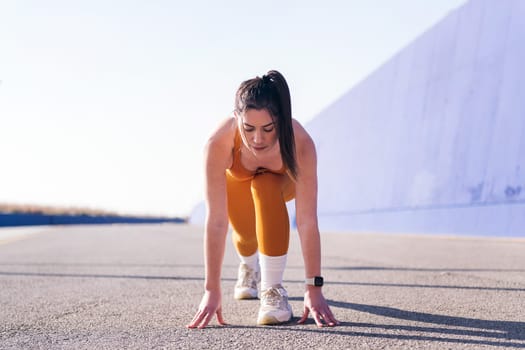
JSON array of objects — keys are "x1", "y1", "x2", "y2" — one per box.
[{"x1": 186, "y1": 290, "x2": 226, "y2": 329}]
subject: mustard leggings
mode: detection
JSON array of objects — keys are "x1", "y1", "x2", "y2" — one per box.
[{"x1": 226, "y1": 171, "x2": 295, "y2": 257}]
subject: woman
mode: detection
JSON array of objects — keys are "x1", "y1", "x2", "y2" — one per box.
[{"x1": 187, "y1": 70, "x2": 338, "y2": 328}]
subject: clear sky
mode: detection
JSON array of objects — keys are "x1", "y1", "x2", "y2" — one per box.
[{"x1": 0, "y1": 0, "x2": 466, "y2": 217}]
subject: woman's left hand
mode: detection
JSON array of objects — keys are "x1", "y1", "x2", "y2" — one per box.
[{"x1": 298, "y1": 287, "x2": 339, "y2": 327}]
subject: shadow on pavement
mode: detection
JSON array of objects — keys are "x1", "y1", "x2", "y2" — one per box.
[
  {"x1": 3, "y1": 262, "x2": 524, "y2": 274},
  {"x1": 325, "y1": 300, "x2": 524, "y2": 348},
  {"x1": 219, "y1": 300, "x2": 525, "y2": 348},
  {"x1": 0, "y1": 271, "x2": 227, "y2": 282},
  {"x1": 1, "y1": 269, "x2": 524, "y2": 292},
  {"x1": 326, "y1": 266, "x2": 525, "y2": 273}
]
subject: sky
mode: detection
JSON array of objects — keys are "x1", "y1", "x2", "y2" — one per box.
[{"x1": 0, "y1": 0, "x2": 467, "y2": 217}]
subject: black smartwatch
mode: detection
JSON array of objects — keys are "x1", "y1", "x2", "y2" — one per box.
[{"x1": 305, "y1": 276, "x2": 324, "y2": 287}]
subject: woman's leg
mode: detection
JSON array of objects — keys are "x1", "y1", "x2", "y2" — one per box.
[
  {"x1": 226, "y1": 174, "x2": 260, "y2": 300},
  {"x1": 226, "y1": 175, "x2": 258, "y2": 257},
  {"x1": 250, "y1": 172, "x2": 295, "y2": 257},
  {"x1": 226, "y1": 171, "x2": 295, "y2": 257},
  {"x1": 251, "y1": 171, "x2": 296, "y2": 324},
  {"x1": 251, "y1": 172, "x2": 294, "y2": 291}
]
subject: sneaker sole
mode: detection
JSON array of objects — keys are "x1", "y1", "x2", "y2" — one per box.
[
  {"x1": 257, "y1": 313, "x2": 293, "y2": 325},
  {"x1": 234, "y1": 290, "x2": 258, "y2": 300}
]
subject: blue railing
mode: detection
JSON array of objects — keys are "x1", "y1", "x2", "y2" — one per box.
[{"x1": 0, "y1": 213, "x2": 185, "y2": 227}]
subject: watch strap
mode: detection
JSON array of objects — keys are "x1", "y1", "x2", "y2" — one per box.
[{"x1": 305, "y1": 276, "x2": 324, "y2": 286}]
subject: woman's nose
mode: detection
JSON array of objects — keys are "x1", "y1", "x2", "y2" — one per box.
[{"x1": 253, "y1": 130, "x2": 264, "y2": 143}]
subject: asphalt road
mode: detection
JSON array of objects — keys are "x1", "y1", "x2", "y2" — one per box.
[{"x1": 1, "y1": 224, "x2": 524, "y2": 349}]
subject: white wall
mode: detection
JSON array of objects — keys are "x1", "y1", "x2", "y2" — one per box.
[{"x1": 306, "y1": 0, "x2": 525, "y2": 236}]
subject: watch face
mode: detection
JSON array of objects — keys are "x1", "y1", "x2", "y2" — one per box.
[{"x1": 314, "y1": 276, "x2": 324, "y2": 286}]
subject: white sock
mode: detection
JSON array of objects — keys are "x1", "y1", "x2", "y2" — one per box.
[
  {"x1": 259, "y1": 253, "x2": 287, "y2": 290},
  {"x1": 238, "y1": 251, "x2": 259, "y2": 271}
]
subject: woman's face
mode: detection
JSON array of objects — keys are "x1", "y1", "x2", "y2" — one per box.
[{"x1": 237, "y1": 108, "x2": 279, "y2": 155}]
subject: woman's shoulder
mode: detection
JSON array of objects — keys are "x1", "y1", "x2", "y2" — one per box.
[
  {"x1": 204, "y1": 116, "x2": 237, "y2": 170},
  {"x1": 207, "y1": 116, "x2": 237, "y2": 147},
  {"x1": 292, "y1": 119, "x2": 315, "y2": 151}
]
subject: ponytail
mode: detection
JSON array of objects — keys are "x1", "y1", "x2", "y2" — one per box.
[{"x1": 264, "y1": 71, "x2": 297, "y2": 179}]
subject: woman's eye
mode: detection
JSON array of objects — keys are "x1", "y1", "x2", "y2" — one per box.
[
  {"x1": 244, "y1": 127, "x2": 255, "y2": 132},
  {"x1": 264, "y1": 127, "x2": 274, "y2": 132}
]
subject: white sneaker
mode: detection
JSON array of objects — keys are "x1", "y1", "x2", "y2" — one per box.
[
  {"x1": 257, "y1": 285, "x2": 293, "y2": 325},
  {"x1": 234, "y1": 263, "x2": 260, "y2": 300}
]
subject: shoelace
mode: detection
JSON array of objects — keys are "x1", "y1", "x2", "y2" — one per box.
[
  {"x1": 261, "y1": 288, "x2": 282, "y2": 307},
  {"x1": 239, "y1": 266, "x2": 257, "y2": 288}
]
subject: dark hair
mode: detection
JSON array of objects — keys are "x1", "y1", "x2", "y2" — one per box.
[{"x1": 234, "y1": 70, "x2": 297, "y2": 179}]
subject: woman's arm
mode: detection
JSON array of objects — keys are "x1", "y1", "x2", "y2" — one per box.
[
  {"x1": 187, "y1": 119, "x2": 234, "y2": 329},
  {"x1": 203, "y1": 136, "x2": 230, "y2": 292},
  {"x1": 293, "y1": 121, "x2": 339, "y2": 327},
  {"x1": 294, "y1": 129, "x2": 321, "y2": 279}
]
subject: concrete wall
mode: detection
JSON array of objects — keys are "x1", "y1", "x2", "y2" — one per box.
[{"x1": 306, "y1": 0, "x2": 525, "y2": 236}]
